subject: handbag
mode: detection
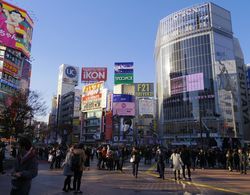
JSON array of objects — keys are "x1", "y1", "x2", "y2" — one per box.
[
  {"x1": 130, "y1": 155, "x2": 135, "y2": 163},
  {"x1": 48, "y1": 154, "x2": 53, "y2": 162}
]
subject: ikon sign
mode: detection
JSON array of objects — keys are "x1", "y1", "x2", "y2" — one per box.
[{"x1": 82, "y1": 67, "x2": 107, "y2": 82}]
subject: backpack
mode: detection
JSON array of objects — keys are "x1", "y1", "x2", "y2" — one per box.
[{"x1": 71, "y1": 154, "x2": 81, "y2": 171}]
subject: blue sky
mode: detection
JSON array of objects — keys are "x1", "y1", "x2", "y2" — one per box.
[{"x1": 11, "y1": 0, "x2": 250, "y2": 121}]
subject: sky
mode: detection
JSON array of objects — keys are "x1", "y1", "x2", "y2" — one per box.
[{"x1": 8, "y1": 0, "x2": 250, "y2": 122}]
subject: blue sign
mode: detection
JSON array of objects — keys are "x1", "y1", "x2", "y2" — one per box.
[
  {"x1": 114, "y1": 62, "x2": 133, "y2": 74},
  {"x1": 65, "y1": 66, "x2": 77, "y2": 78},
  {"x1": 113, "y1": 94, "x2": 135, "y2": 102},
  {"x1": 0, "y1": 79, "x2": 18, "y2": 89}
]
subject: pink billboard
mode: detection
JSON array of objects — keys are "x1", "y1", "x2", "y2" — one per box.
[
  {"x1": 0, "y1": 1, "x2": 33, "y2": 57},
  {"x1": 81, "y1": 67, "x2": 107, "y2": 82},
  {"x1": 171, "y1": 73, "x2": 204, "y2": 95},
  {"x1": 113, "y1": 102, "x2": 135, "y2": 116}
]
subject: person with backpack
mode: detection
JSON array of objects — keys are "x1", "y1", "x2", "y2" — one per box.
[
  {"x1": 71, "y1": 144, "x2": 86, "y2": 194},
  {"x1": 62, "y1": 145, "x2": 74, "y2": 192}
]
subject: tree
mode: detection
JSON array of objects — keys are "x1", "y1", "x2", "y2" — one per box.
[{"x1": 0, "y1": 90, "x2": 47, "y2": 138}]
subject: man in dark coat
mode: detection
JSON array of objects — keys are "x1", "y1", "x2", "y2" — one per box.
[
  {"x1": 0, "y1": 142, "x2": 6, "y2": 174},
  {"x1": 156, "y1": 146, "x2": 165, "y2": 180},
  {"x1": 10, "y1": 137, "x2": 38, "y2": 195},
  {"x1": 180, "y1": 145, "x2": 191, "y2": 180}
]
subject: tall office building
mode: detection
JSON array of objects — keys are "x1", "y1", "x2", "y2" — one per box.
[
  {"x1": 155, "y1": 3, "x2": 250, "y2": 146},
  {"x1": 55, "y1": 64, "x2": 79, "y2": 143}
]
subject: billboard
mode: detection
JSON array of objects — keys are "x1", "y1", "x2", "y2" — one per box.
[
  {"x1": 139, "y1": 99, "x2": 155, "y2": 115},
  {"x1": 0, "y1": 1, "x2": 33, "y2": 57},
  {"x1": 81, "y1": 67, "x2": 107, "y2": 82},
  {"x1": 60, "y1": 64, "x2": 79, "y2": 86},
  {"x1": 3, "y1": 60, "x2": 18, "y2": 77},
  {"x1": 134, "y1": 83, "x2": 154, "y2": 97},
  {"x1": 21, "y1": 59, "x2": 31, "y2": 81},
  {"x1": 113, "y1": 94, "x2": 135, "y2": 102},
  {"x1": 113, "y1": 102, "x2": 135, "y2": 116},
  {"x1": 81, "y1": 82, "x2": 104, "y2": 111},
  {"x1": 171, "y1": 73, "x2": 204, "y2": 95},
  {"x1": 114, "y1": 62, "x2": 133, "y2": 85}
]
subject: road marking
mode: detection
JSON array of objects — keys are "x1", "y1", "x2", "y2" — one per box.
[{"x1": 143, "y1": 164, "x2": 246, "y2": 195}]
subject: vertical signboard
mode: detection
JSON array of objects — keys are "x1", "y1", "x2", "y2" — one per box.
[
  {"x1": 0, "y1": 1, "x2": 34, "y2": 57},
  {"x1": 114, "y1": 62, "x2": 133, "y2": 85},
  {"x1": 105, "y1": 111, "x2": 113, "y2": 140}
]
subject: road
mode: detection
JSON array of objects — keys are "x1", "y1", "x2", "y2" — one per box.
[{"x1": 0, "y1": 159, "x2": 249, "y2": 195}]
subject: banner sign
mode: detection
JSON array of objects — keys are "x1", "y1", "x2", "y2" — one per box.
[
  {"x1": 114, "y1": 62, "x2": 133, "y2": 85},
  {"x1": 81, "y1": 67, "x2": 107, "y2": 82},
  {"x1": 0, "y1": 1, "x2": 34, "y2": 57},
  {"x1": 113, "y1": 94, "x2": 135, "y2": 102},
  {"x1": 134, "y1": 83, "x2": 154, "y2": 97}
]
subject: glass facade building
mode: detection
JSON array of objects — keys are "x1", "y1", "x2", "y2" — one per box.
[{"x1": 155, "y1": 3, "x2": 250, "y2": 146}]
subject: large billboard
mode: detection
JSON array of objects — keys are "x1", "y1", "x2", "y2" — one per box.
[
  {"x1": 114, "y1": 62, "x2": 133, "y2": 85},
  {"x1": 81, "y1": 67, "x2": 107, "y2": 82},
  {"x1": 113, "y1": 102, "x2": 135, "y2": 116},
  {"x1": 134, "y1": 83, "x2": 154, "y2": 97},
  {"x1": 113, "y1": 94, "x2": 135, "y2": 102},
  {"x1": 81, "y1": 82, "x2": 104, "y2": 111},
  {"x1": 170, "y1": 73, "x2": 204, "y2": 95},
  {"x1": 0, "y1": 1, "x2": 33, "y2": 57}
]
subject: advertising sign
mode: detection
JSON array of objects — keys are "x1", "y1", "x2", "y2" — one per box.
[
  {"x1": 105, "y1": 111, "x2": 113, "y2": 140},
  {"x1": 3, "y1": 60, "x2": 18, "y2": 76},
  {"x1": 113, "y1": 102, "x2": 135, "y2": 116},
  {"x1": 62, "y1": 65, "x2": 79, "y2": 86},
  {"x1": 0, "y1": 1, "x2": 33, "y2": 57},
  {"x1": 134, "y1": 83, "x2": 154, "y2": 97},
  {"x1": 81, "y1": 67, "x2": 107, "y2": 82},
  {"x1": 81, "y1": 82, "x2": 104, "y2": 111},
  {"x1": 139, "y1": 99, "x2": 155, "y2": 115},
  {"x1": 21, "y1": 59, "x2": 31, "y2": 81},
  {"x1": 114, "y1": 62, "x2": 134, "y2": 85},
  {"x1": 113, "y1": 94, "x2": 135, "y2": 102},
  {"x1": 170, "y1": 73, "x2": 204, "y2": 95}
]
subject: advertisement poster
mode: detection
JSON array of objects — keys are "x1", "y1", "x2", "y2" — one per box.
[
  {"x1": 114, "y1": 62, "x2": 134, "y2": 85},
  {"x1": 112, "y1": 102, "x2": 135, "y2": 116},
  {"x1": 0, "y1": 1, "x2": 33, "y2": 57},
  {"x1": 134, "y1": 83, "x2": 154, "y2": 97}
]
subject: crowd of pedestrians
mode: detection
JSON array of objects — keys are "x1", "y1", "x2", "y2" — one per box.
[{"x1": 1, "y1": 137, "x2": 250, "y2": 194}]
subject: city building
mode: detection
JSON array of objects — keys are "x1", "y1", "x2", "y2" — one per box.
[
  {"x1": 155, "y1": 3, "x2": 250, "y2": 147},
  {"x1": 55, "y1": 64, "x2": 79, "y2": 143},
  {"x1": 0, "y1": 1, "x2": 33, "y2": 106}
]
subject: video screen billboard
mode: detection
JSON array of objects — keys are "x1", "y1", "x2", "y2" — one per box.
[
  {"x1": 0, "y1": 1, "x2": 33, "y2": 57},
  {"x1": 81, "y1": 67, "x2": 107, "y2": 82},
  {"x1": 171, "y1": 73, "x2": 204, "y2": 95}
]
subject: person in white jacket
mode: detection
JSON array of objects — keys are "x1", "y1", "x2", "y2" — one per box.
[{"x1": 170, "y1": 149, "x2": 183, "y2": 180}]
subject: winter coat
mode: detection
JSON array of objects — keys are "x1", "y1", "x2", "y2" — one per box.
[
  {"x1": 131, "y1": 150, "x2": 140, "y2": 164},
  {"x1": 170, "y1": 153, "x2": 183, "y2": 171},
  {"x1": 11, "y1": 147, "x2": 38, "y2": 195},
  {"x1": 62, "y1": 151, "x2": 74, "y2": 176},
  {"x1": 72, "y1": 148, "x2": 86, "y2": 171}
]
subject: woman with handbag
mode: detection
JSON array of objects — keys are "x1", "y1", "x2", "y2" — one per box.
[
  {"x1": 130, "y1": 146, "x2": 140, "y2": 178},
  {"x1": 62, "y1": 145, "x2": 74, "y2": 192}
]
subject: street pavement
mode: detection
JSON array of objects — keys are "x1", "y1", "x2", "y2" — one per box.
[{"x1": 0, "y1": 159, "x2": 249, "y2": 195}]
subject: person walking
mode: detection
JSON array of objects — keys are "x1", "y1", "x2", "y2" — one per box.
[
  {"x1": 226, "y1": 149, "x2": 233, "y2": 171},
  {"x1": 62, "y1": 145, "x2": 74, "y2": 192},
  {"x1": 170, "y1": 149, "x2": 183, "y2": 180},
  {"x1": 72, "y1": 144, "x2": 86, "y2": 194},
  {"x1": 238, "y1": 148, "x2": 248, "y2": 174},
  {"x1": 155, "y1": 146, "x2": 165, "y2": 180},
  {"x1": 130, "y1": 146, "x2": 140, "y2": 178},
  {"x1": 10, "y1": 136, "x2": 38, "y2": 195},
  {"x1": 180, "y1": 145, "x2": 192, "y2": 180}
]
